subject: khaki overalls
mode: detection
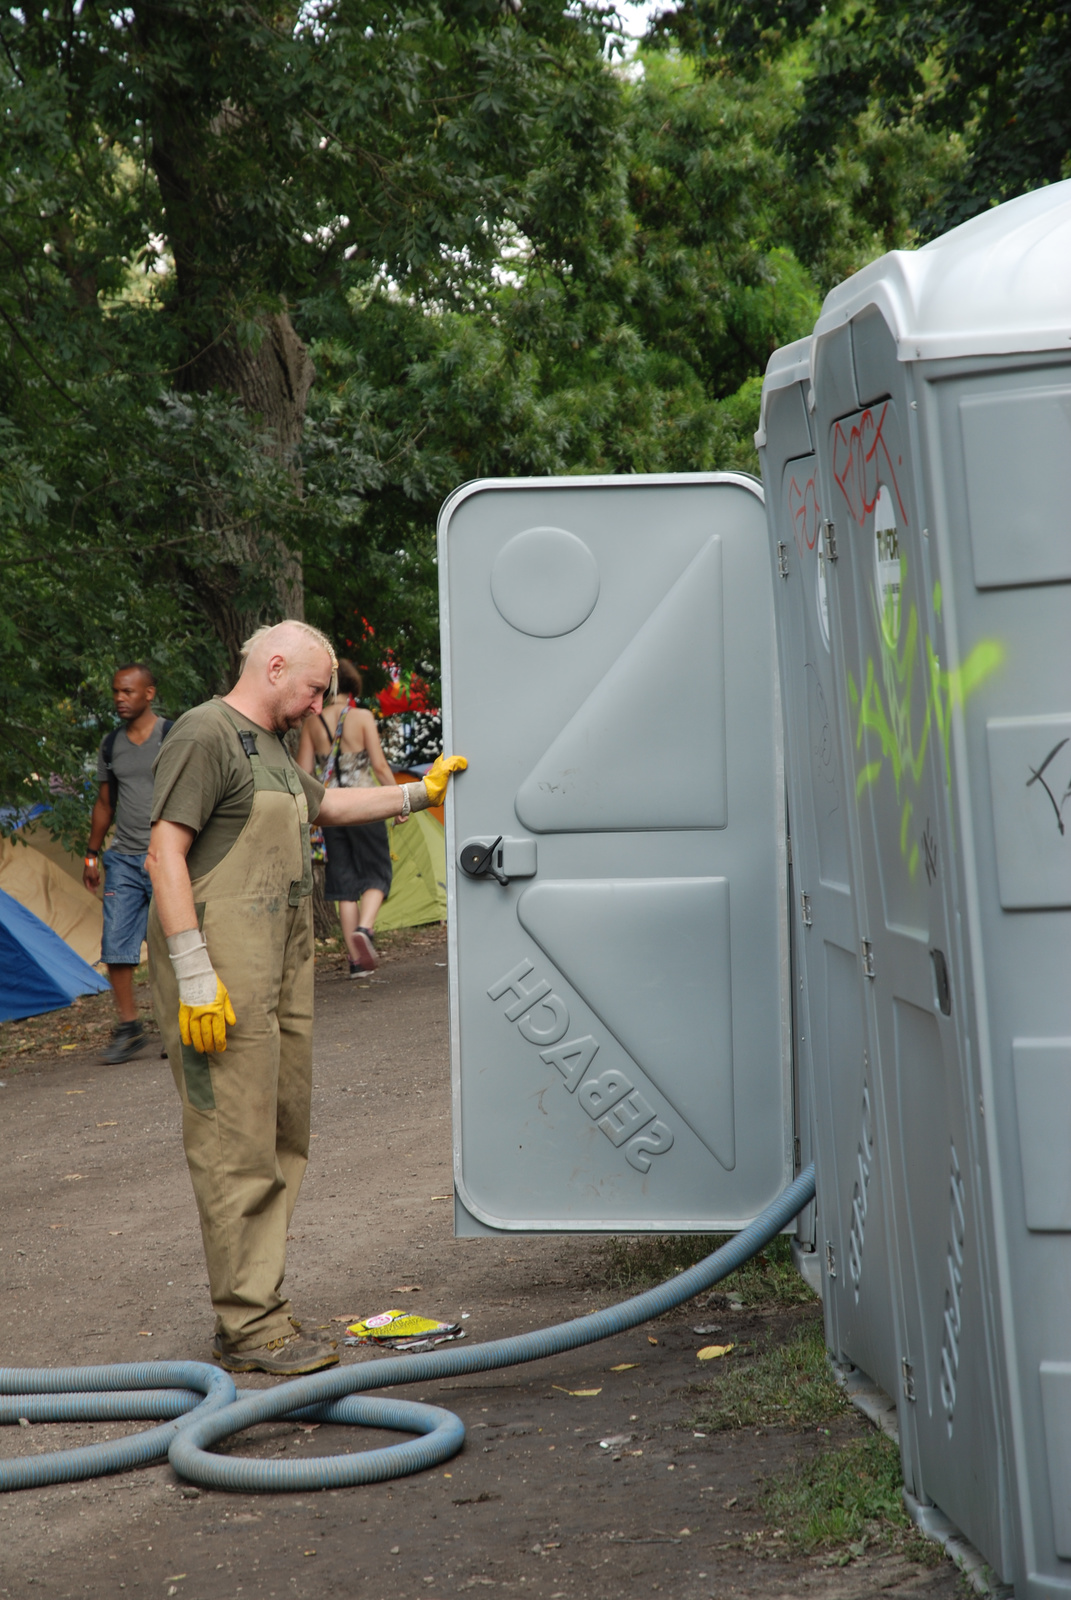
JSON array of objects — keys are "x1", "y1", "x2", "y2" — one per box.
[{"x1": 148, "y1": 708, "x2": 315, "y2": 1353}]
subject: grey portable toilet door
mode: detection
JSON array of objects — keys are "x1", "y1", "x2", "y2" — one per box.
[
  {"x1": 439, "y1": 473, "x2": 793, "y2": 1234},
  {"x1": 768, "y1": 442, "x2": 900, "y2": 1409},
  {"x1": 819, "y1": 394, "x2": 1005, "y2": 1546}
]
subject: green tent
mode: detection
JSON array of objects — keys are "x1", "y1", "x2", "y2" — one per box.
[{"x1": 377, "y1": 810, "x2": 447, "y2": 931}]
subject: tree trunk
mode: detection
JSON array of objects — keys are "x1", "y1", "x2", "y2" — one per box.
[
  {"x1": 144, "y1": 25, "x2": 316, "y2": 681},
  {"x1": 182, "y1": 312, "x2": 315, "y2": 685},
  {"x1": 311, "y1": 863, "x2": 340, "y2": 942}
]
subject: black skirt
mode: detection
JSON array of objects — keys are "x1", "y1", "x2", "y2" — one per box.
[{"x1": 321, "y1": 820, "x2": 393, "y2": 901}]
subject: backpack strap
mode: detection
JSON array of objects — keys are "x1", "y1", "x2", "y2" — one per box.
[{"x1": 102, "y1": 728, "x2": 120, "y2": 811}]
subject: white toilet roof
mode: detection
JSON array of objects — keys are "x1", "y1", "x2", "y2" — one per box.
[{"x1": 814, "y1": 178, "x2": 1071, "y2": 361}]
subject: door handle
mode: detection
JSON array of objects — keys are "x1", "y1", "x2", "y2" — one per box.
[{"x1": 458, "y1": 836, "x2": 537, "y2": 887}]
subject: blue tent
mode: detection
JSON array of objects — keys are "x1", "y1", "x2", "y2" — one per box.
[{"x1": 0, "y1": 886, "x2": 111, "y2": 1021}]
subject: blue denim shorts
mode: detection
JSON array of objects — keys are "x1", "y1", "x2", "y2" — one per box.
[{"x1": 101, "y1": 849, "x2": 153, "y2": 966}]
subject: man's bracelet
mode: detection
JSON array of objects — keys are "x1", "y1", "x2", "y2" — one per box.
[{"x1": 84, "y1": 853, "x2": 98, "y2": 865}]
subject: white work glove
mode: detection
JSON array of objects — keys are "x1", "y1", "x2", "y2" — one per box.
[{"x1": 167, "y1": 929, "x2": 237, "y2": 1055}]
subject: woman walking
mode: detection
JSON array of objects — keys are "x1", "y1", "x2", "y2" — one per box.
[{"x1": 297, "y1": 660, "x2": 397, "y2": 974}]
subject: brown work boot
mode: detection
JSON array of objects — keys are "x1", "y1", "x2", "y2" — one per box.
[{"x1": 213, "y1": 1330, "x2": 339, "y2": 1376}]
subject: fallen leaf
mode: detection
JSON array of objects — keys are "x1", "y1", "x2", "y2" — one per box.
[
  {"x1": 608, "y1": 1363, "x2": 638, "y2": 1372},
  {"x1": 392, "y1": 1285, "x2": 422, "y2": 1293},
  {"x1": 63, "y1": 1173, "x2": 83, "y2": 1181},
  {"x1": 97, "y1": 1121, "x2": 118, "y2": 1128},
  {"x1": 648, "y1": 1337, "x2": 658, "y2": 1346},
  {"x1": 552, "y1": 1386, "x2": 602, "y2": 1397},
  {"x1": 60, "y1": 1045, "x2": 78, "y2": 1052},
  {"x1": 697, "y1": 1343, "x2": 734, "y2": 1361},
  {"x1": 108, "y1": 1230, "x2": 122, "y2": 1236},
  {"x1": 430, "y1": 1195, "x2": 451, "y2": 1200},
  {"x1": 296, "y1": 1423, "x2": 320, "y2": 1433},
  {"x1": 678, "y1": 1528, "x2": 691, "y2": 1537}
]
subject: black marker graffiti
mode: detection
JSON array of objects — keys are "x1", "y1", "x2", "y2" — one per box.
[{"x1": 1026, "y1": 738, "x2": 1071, "y2": 837}]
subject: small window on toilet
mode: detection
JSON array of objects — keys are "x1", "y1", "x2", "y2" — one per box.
[{"x1": 874, "y1": 484, "x2": 902, "y2": 645}]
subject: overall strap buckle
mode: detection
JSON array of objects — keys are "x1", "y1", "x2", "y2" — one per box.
[{"x1": 237, "y1": 729, "x2": 258, "y2": 759}]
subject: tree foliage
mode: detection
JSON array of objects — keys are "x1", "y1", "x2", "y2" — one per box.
[
  {"x1": 649, "y1": 0, "x2": 1071, "y2": 238},
  {"x1": 4, "y1": 0, "x2": 1047, "y2": 840},
  {"x1": 0, "y1": 0, "x2": 622, "y2": 825}
]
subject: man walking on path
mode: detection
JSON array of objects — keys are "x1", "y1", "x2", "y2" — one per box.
[
  {"x1": 84, "y1": 663, "x2": 171, "y2": 1065},
  {"x1": 146, "y1": 619, "x2": 465, "y2": 1376}
]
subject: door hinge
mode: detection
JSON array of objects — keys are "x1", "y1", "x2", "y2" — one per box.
[
  {"x1": 794, "y1": 1136, "x2": 802, "y2": 1168},
  {"x1": 800, "y1": 891, "x2": 813, "y2": 928},
  {"x1": 786, "y1": 834, "x2": 792, "y2": 867},
  {"x1": 825, "y1": 1241, "x2": 837, "y2": 1280},
  {"x1": 901, "y1": 1357, "x2": 916, "y2": 1403},
  {"x1": 861, "y1": 939, "x2": 876, "y2": 979},
  {"x1": 822, "y1": 519, "x2": 838, "y2": 561},
  {"x1": 777, "y1": 541, "x2": 789, "y2": 578}
]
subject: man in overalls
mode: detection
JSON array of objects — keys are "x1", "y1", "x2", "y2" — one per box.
[{"x1": 146, "y1": 620, "x2": 465, "y2": 1375}]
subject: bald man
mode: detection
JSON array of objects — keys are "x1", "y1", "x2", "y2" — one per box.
[{"x1": 146, "y1": 620, "x2": 465, "y2": 1374}]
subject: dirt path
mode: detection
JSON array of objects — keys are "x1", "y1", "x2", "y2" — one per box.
[{"x1": 0, "y1": 930, "x2": 959, "y2": 1600}]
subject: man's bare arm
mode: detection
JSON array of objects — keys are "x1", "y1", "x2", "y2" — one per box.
[
  {"x1": 83, "y1": 784, "x2": 114, "y2": 892},
  {"x1": 146, "y1": 819, "x2": 198, "y2": 936},
  {"x1": 316, "y1": 784, "x2": 406, "y2": 828}
]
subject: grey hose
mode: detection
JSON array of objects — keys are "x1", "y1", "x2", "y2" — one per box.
[{"x1": 1, "y1": 1165, "x2": 816, "y2": 1494}]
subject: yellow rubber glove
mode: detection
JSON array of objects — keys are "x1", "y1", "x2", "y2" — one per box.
[
  {"x1": 179, "y1": 978, "x2": 237, "y2": 1056},
  {"x1": 423, "y1": 753, "x2": 468, "y2": 806}
]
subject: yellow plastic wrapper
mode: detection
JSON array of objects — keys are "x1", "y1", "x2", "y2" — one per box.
[{"x1": 345, "y1": 1309, "x2": 465, "y2": 1352}]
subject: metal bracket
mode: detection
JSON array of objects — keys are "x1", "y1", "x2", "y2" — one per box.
[
  {"x1": 825, "y1": 1240, "x2": 837, "y2": 1280},
  {"x1": 458, "y1": 836, "x2": 538, "y2": 887},
  {"x1": 800, "y1": 891, "x2": 813, "y2": 928},
  {"x1": 777, "y1": 541, "x2": 789, "y2": 579},
  {"x1": 902, "y1": 1357, "x2": 916, "y2": 1403},
  {"x1": 861, "y1": 939, "x2": 876, "y2": 979},
  {"x1": 822, "y1": 518, "x2": 838, "y2": 562}
]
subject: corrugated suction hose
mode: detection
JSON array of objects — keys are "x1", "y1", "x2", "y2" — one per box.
[{"x1": 1, "y1": 1165, "x2": 815, "y2": 1493}]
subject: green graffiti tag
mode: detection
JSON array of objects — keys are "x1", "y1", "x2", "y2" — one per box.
[{"x1": 846, "y1": 570, "x2": 1003, "y2": 879}]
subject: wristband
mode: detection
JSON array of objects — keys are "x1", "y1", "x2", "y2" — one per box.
[
  {"x1": 406, "y1": 779, "x2": 431, "y2": 813},
  {"x1": 85, "y1": 852, "x2": 98, "y2": 863}
]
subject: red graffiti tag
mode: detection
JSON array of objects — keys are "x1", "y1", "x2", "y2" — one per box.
[
  {"x1": 788, "y1": 473, "x2": 821, "y2": 559},
  {"x1": 832, "y1": 403, "x2": 909, "y2": 528}
]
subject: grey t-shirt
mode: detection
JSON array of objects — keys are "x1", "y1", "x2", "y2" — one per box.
[{"x1": 96, "y1": 718, "x2": 167, "y2": 855}]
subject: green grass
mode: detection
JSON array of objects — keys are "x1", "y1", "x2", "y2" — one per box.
[
  {"x1": 761, "y1": 1430, "x2": 942, "y2": 1565},
  {"x1": 595, "y1": 1231, "x2": 815, "y2": 1307},
  {"x1": 691, "y1": 1316, "x2": 847, "y2": 1432}
]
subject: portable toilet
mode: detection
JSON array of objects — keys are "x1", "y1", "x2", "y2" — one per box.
[
  {"x1": 755, "y1": 338, "x2": 902, "y2": 1421},
  {"x1": 795, "y1": 177, "x2": 1071, "y2": 1593}
]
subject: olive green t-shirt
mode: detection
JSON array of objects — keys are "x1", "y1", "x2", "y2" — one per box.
[{"x1": 151, "y1": 699, "x2": 324, "y2": 881}]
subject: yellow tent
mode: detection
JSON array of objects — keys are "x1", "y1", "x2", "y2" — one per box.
[
  {"x1": 0, "y1": 833, "x2": 103, "y2": 966},
  {"x1": 377, "y1": 810, "x2": 447, "y2": 931}
]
